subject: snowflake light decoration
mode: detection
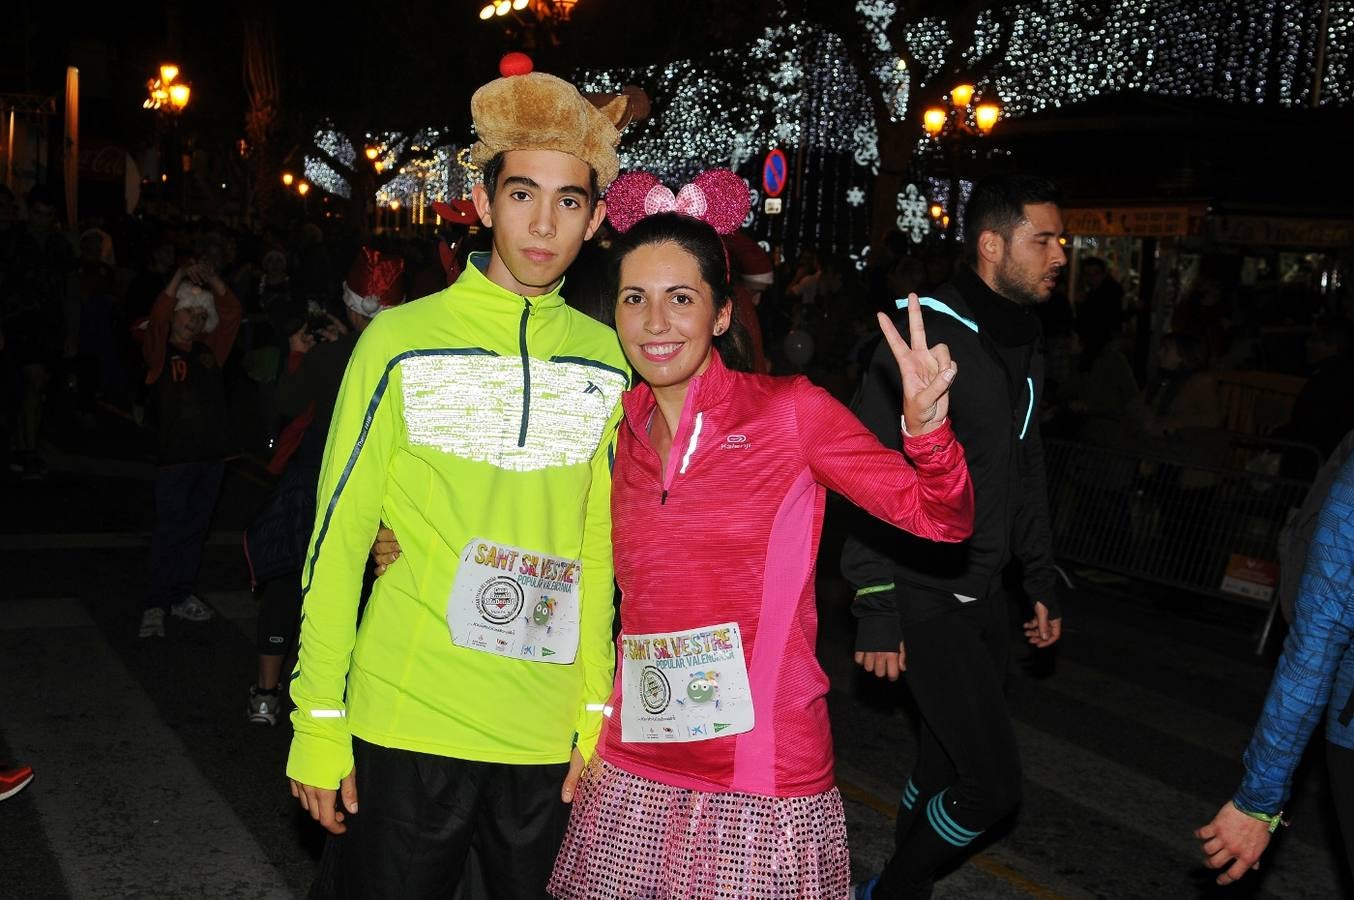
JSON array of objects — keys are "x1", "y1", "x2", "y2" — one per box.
[
  {"x1": 896, "y1": 184, "x2": 931, "y2": 243},
  {"x1": 742, "y1": 177, "x2": 761, "y2": 229},
  {"x1": 850, "y1": 244, "x2": 871, "y2": 271},
  {"x1": 852, "y1": 123, "x2": 880, "y2": 174},
  {"x1": 846, "y1": 186, "x2": 866, "y2": 207}
]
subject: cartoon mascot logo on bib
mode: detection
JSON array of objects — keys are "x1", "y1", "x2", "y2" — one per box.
[
  {"x1": 685, "y1": 671, "x2": 719, "y2": 705},
  {"x1": 531, "y1": 595, "x2": 557, "y2": 629}
]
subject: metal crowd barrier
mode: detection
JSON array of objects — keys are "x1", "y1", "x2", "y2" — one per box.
[{"x1": 1043, "y1": 434, "x2": 1317, "y2": 609}]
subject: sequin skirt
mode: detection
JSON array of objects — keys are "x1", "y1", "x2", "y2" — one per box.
[{"x1": 548, "y1": 760, "x2": 850, "y2": 899}]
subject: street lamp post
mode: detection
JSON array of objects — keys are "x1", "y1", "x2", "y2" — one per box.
[
  {"x1": 920, "y1": 82, "x2": 1002, "y2": 237},
  {"x1": 144, "y1": 62, "x2": 191, "y2": 215}
]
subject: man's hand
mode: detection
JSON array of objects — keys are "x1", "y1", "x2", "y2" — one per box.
[
  {"x1": 1195, "y1": 802, "x2": 1271, "y2": 885},
  {"x1": 372, "y1": 526, "x2": 401, "y2": 576},
  {"x1": 289, "y1": 768, "x2": 358, "y2": 835},
  {"x1": 561, "y1": 748, "x2": 586, "y2": 803},
  {"x1": 854, "y1": 641, "x2": 907, "y2": 681},
  {"x1": 1023, "y1": 601, "x2": 1062, "y2": 648}
]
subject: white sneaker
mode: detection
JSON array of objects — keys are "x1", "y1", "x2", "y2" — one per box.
[
  {"x1": 170, "y1": 594, "x2": 215, "y2": 622},
  {"x1": 138, "y1": 608, "x2": 166, "y2": 638}
]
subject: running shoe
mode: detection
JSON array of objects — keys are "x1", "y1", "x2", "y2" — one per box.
[
  {"x1": 247, "y1": 686, "x2": 280, "y2": 726},
  {"x1": 0, "y1": 765, "x2": 35, "y2": 801},
  {"x1": 138, "y1": 607, "x2": 166, "y2": 638},
  {"x1": 170, "y1": 594, "x2": 215, "y2": 622}
]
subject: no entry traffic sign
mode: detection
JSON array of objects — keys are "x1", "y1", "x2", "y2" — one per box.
[{"x1": 762, "y1": 149, "x2": 787, "y2": 198}]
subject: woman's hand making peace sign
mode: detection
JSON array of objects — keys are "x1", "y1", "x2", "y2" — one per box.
[{"x1": 877, "y1": 294, "x2": 957, "y2": 436}]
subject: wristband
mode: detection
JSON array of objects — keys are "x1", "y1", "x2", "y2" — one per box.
[{"x1": 1232, "y1": 800, "x2": 1288, "y2": 833}]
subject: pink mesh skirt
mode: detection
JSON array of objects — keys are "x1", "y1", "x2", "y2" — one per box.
[{"x1": 548, "y1": 760, "x2": 850, "y2": 899}]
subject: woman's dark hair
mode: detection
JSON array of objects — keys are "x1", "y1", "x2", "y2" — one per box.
[{"x1": 608, "y1": 212, "x2": 754, "y2": 372}]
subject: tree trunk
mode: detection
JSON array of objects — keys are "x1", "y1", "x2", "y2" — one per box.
[{"x1": 348, "y1": 164, "x2": 373, "y2": 227}]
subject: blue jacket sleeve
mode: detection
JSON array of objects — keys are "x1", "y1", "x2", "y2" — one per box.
[{"x1": 1234, "y1": 456, "x2": 1354, "y2": 813}]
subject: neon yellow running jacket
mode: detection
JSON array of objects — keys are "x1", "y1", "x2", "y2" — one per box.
[{"x1": 286, "y1": 253, "x2": 629, "y2": 790}]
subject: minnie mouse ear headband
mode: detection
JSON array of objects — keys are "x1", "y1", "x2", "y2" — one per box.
[
  {"x1": 470, "y1": 54, "x2": 628, "y2": 190},
  {"x1": 604, "y1": 169, "x2": 750, "y2": 235},
  {"x1": 343, "y1": 248, "x2": 405, "y2": 318}
]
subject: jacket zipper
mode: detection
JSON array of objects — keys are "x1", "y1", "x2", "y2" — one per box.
[
  {"x1": 518, "y1": 297, "x2": 532, "y2": 447},
  {"x1": 658, "y1": 410, "x2": 703, "y2": 504}
]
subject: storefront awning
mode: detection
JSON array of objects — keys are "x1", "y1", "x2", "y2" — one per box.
[
  {"x1": 1208, "y1": 215, "x2": 1354, "y2": 247},
  {"x1": 1063, "y1": 204, "x2": 1208, "y2": 238}
]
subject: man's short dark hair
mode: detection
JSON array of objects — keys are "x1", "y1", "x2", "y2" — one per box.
[
  {"x1": 481, "y1": 152, "x2": 600, "y2": 208},
  {"x1": 963, "y1": 174, "x2": 1061, "y2": 263}
]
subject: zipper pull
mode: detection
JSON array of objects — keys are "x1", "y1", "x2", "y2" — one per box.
[{"x1": 660, "y1": 489, "x2": 668, "y2": 505}]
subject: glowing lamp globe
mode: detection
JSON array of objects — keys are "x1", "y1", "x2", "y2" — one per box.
[
  {"x1": 922, "y1": 108, "x2": 947, "y2": 136},
  {"x1": 950, "y1": 83, "x2": 975, "y2": 107},
  {"x1": 500, "y1": 52, "x2": 533, "y2": 77},
  {"x1": 974, "y1": 102, "x2": 1001, "y2": 134}
]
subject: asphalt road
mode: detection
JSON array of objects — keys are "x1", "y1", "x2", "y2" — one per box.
[{"x1": 1, "y1": 405, "x2": 1349, "y2": 899}]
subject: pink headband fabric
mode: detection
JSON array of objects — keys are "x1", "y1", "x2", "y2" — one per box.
[{"x1": 605, "y1": 168, "x2": 750, "y2": 235}]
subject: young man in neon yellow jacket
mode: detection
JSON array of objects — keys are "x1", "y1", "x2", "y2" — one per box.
[{"x1": 285, "y1": 63, "x2": 632, "y2": 896}]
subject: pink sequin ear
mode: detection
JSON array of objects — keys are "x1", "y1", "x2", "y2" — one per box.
[
  {"x1": 605, "y1": 172, "x2": 664, "y2": 233},
  {"x1": 690, "y1": 169, "x2": 751, "y2": 234}
]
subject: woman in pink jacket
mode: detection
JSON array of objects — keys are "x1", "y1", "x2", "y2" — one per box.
[{"x1": 546, "y1": 170, "x2": 973, "y2": 899}]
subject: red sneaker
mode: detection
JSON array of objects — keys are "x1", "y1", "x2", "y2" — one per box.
[{"x1": 0, "y1": 764, "x2": 35, "y2": 801}]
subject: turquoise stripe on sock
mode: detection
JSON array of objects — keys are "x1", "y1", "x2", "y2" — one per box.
[
  {"x1": 901, "y1": 779, "x2": 918, "y2": 810},
  {"x1": 926, "y1": 792, "x2": 982, "y2": 847}
]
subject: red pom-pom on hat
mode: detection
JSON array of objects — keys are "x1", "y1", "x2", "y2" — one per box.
[{"x1": 499, "y1": 52, "x2": 533, "y2": 77}]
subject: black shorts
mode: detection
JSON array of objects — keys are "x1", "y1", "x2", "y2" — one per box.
[{"x1": 314, "y1": 738, "x2": 571, "y2": 899}]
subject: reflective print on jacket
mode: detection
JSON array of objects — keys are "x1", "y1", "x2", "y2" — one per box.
[{"x1": 402, "y1": 354, "x2": 623, "y2": 471}]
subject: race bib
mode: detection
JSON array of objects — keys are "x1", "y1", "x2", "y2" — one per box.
[
  {"x1": 620, "y1": 622, "x2": 754, "y2": 743},
  {"x1": 447, "y1": 539, "x2": 581, "y2": 664}
]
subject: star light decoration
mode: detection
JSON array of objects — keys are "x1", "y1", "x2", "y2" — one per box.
[{"x1": 895, "y1": 184, "x2": 931, "y2": 242}]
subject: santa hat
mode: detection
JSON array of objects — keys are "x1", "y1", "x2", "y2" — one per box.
[
  {"x1": 431, "y1": 199, "x2": 479, "y2": 226},
  {"x1": 469, "y1": 54, "x2": 629, "y2": 190},
  {"x1": 174, "y1": 283, "x2": 219, "y2": 332},
  {"x1": 723, "y1": 231, "x2": 774, "y2": 288},
  {"x1": 342, "y1": 248, "x2": 405, "y2": 318}
]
